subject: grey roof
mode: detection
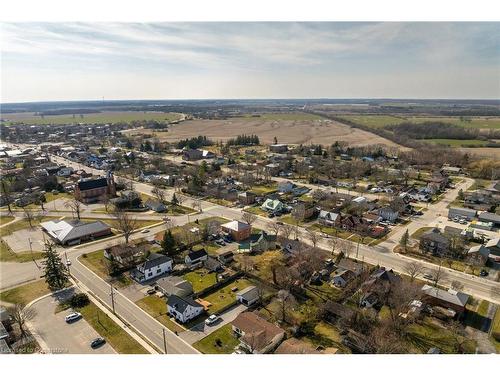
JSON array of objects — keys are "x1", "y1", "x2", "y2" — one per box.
[
  {"x1": 0, "y1": 339, "x2": 11, "y2": 354},
  {"x1": 143, "y1": 253, "x2": 172, "y2": 270},
  {"x1": 478, "y1": 212, "x2": 500, "y2": 224},
  {"x1": 237, "y1": 286, "x2": 259, "y2": 300},
  {"x1": 421, "y1": 228, "x2": 449, "y2": 244},
  {"x1": 41, "y1": 219, "x2": 110, "y2": 243},
  {"x1": 485, "y1": 238, "x2": 500, "y2": 249},
  {"x1": 167, "y1": 294, "x2": 203, "y2": 313},
  {"x1": 78, "y1": 177, "x2": 108, "y2": 191},
  {"x1": 422, "y1": 285, "x2": 470, "y2": 307},
  {"x1": 156, "y1": 276, "x2": 193, "y2": 297},
  {"x1": 186, "y1": 249, "x2": 208, "y2": 262},
  {"x1": 0, "y1": 322, "x2": 8, "y2": 340},
  {"x1": 338, "y1": 259, "x2": 363, "y2": 274},
  {"x1": 319, "y1": 210, "x2": 339, "y2": 221},
  {"x1": 448, "y1": 207, "x2": 477, "y2": 216}
]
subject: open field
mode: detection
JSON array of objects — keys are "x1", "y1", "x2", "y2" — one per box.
[
  {"x1": 157, "y1": 117, "x2": 404, "y2": 148},
  {"x1": 1, "y1": 111, "x2": 182, "y2": 125},
  {"x1": 425, "y1": 139, "x2": 492, "y2": 147},
  {"x1": 338, "y1": 114, "x2": 500, "y2": 130},
  {"x1": 458, "y1": 147, "x2": 500, "y2": 159}
]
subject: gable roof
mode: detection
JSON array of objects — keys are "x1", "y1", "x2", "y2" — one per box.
[
  {"x1": 77, "y1": 177, "x2": 108, "y2": 191},
  {"x1": 338, "y1": 259, "x2": 363, "y2": 274},
  {"x1": 167, "y1": 294, "x2": 203, "y2": 313},
  {"x1": 467, "y1": 245, "x2": 490, "y2": 257},
  {"x1": 142, "y1": 253, "x2": 172, "y2": 270},
  {"x1": 237, "y1": 286, "x2": 259, "y2": 300},
  {"x1": 478, "y1": 212, "x2": 500, "y2": 224},
  {"x1": 232, "y1": 312, "x2": 285, "y2": 351},
  {"x1": 422, "y1": 285, "x2": 470, "y2": 307},
  {"x1": 421, "y1": 228, "x2": 450, "y2": 244},
  {"x1": 186, "y1": 249, "x2": 208, "y2": 262},
  {"x1": 221, "y1": 220, "x2": 251, "y2": 232}
]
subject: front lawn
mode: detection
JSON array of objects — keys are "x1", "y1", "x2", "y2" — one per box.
[
  {"x1": 78, "y1": 250, "x2": 132, "y2": 287},
  {"x1": 202, "y1": 279, "x2": 253, "y2": 314},
  {"x1": 192, "y1": 324, "x2": 240, "y2": 354},
  {"x1": 0, "y1": 216, "x2": 15, "y2": 225},
  {"x1": 249, "y1": 183, "x2": 278, "y2": 196},
  {"x1": 0, "y1": 279, "x2": 51, "y2": 305},
  {"x1": 77, "y1": 302, "x2": 148, "y2": 354},
  {"x1": 491, "y1": 307, "x2": 500, "y2": 353},
  {"x1": 135, "y1": 295, "x2": 185, "y2": 333},
  {"x1": 0, "y1": 239, "x2": 45, "y2": 263}
]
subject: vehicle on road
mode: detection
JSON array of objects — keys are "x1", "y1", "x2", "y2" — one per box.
[
  {"x1": 480, "y1": 269, "x2": 489, "y2": 277},
  {"x1": 65, "y1": 312, "x2": 82, "y2": 323},
  {"x1": 141, "y1": 229, "x2": 150, "y2": 233},
  {"x1": 146, "y1": 288, "x2": 156, "y2": 295},
  {"x1": 423, "y1": 274, "x2": 435, "y2": 281},
  {"x1": 205, "y1": 314, "x2": 221, "y2": 326},
  {"x1": 90, "y1": 337, "x2": 106, "y2": 349},
  {"x1": 66, "y1": 259, "x2": 72, "y2": 266}
]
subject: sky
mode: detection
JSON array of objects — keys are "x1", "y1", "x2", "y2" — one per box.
[{"x1": 1, "y1": 22, "x2": 499, "y2": 103}]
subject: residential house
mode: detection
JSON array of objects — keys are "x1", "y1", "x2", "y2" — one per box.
[
  {"x1": 261, "y1": 198, "x2": 284, "y2": 213},
  {"x1": 421, "y1": 285, "x2": 470, "y2": 318},
  {"x1": 104, "y1": 244, "x2": 143, "y2": 266},
  {"x1": 465, "y1": 245, "x2": 490, "y2": 266},
  {"x1": 238, "y1": 191, "x2": 256, "y2": 205},
  {"x1": 478, "y1": 212, "x2": 500, "y2": 228},
  {"x1": 464, "y1": 190, "x2": 496, "y2": 211},
  {"x1": 217, "y1": 250, "x2": 234, "y2": 265},
  {"x1": 419, "y1": 227, "x2": 451, "y2": 257},
  {"x1": 264, "y1": 163, "x2": 281, "y2": 177},
  {"x1": 131, "y1": 253, "x2": 172, "y2": 282},
  {"x1": 448, "y1": 207, "x2": 477, "y2": 221},
  {"x1": 337, "y1": 258, "x2": 364, "y2": 276},
  {"x1": 277, "y1": 181, "x2": 295, "y2": 193},
  {"x1": 236, "y1": 286, "x2": 260, "y2": 307},
  {"x1": 156, "y1": 276, "x2": 193, "y2": 297},
  {"x1": 182, "y1": 149, "x2": 203, "y2": 161},
  {"x1": 275, "y1": 338, "x2": 337, "y2": 354},
  {"x1": 238, "y1": 231, "x2": 277, "y2": 253},
  {"x1": 330, "y1": 269, "x2": 356, "y2": 288},
  {"x1": 167, "y1": 295, "x2": 204, "y2": 323},
  {"x1": 377, "y1": 207, "x2": 399, "y2": 223},
  {"x1": 40, "y1": 219, "x2": 111, "y2": 246},
  {"x1": 145, "y1": 199, "x2": 167, "y2": 213},
  {"x1": 232, "y1": 312, "x2": 285, "y2": 354},
  {"x1": 318, "y1": 210, "x2": 341, "y2": 227},
  {"x1": 430, "y1": 173, "x2": 448, "y2": 191},
  {"x1": 340, "y1": 215, "x2": 365, "y2": 232},
  {"x1": 484, "y1": 238, "x2": 500, "y2": 262},
  {"x1": 203, "y1": 257, "x2": 224, "y2": 273},
  {"x1": 185, "y1": 249, "x2": 209, "y2": 268},
  {"x1": 269, "y1": 144, "x2": 288, "y2": 153},
  {"x1": 322, "y1": 301, "x2": 356, "y2": 323},
  {"x1": 292, "y1": 201, "x2": 316, "y2": 220},
  {"x1": 221, "y1": 220, "x2": 252, "y2": 241},
  {"x1": 74, "y1": 171, "x2": 116, "y2": 203}
]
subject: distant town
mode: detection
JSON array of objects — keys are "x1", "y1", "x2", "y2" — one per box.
[{"x1": 0, "y1": 99, "x2": 499, "y2": 355}]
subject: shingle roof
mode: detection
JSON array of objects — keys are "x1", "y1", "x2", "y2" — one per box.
[
  {"x1": 41, "y1": 219, "x2": 110, "y2": 243},
  {"x1": 167, "y1": 294, "x2": 202, "y2": 313},
  {"x1": 422, "y1": 285, "x2": 470, "y2": 307},
  {"x1": 143, "y1": 253, "x2": 171, "y2": 270},
  {"x1": 232, "y1": 312, "x2": 284, "y2": 351},
  {"x1": 77, "y1": 177, "x2": 108, "y2": 191},
  {"x1": 186, "y1": 249, "x2": 208, "y2": 262},
  {"x1": 221, "y1": 220, "x2": 251, "y2": 232},
  {"x1": 478, "y1": 212, "x2": 500, "y2": 224}
]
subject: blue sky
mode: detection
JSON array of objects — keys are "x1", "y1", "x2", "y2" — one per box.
[{"x1": 1, "y1": 22, "x2": 499, "y2": 102}]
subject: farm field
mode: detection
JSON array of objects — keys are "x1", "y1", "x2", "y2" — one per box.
[
  {"x1": 156, "y1": 116, "x2": 405, "y2": 148},
  {"x1": 1, "y1": 111, "x2": 183, "y2": 125},
  {"x1": 338, "y1": 114, "x2": 500, "y2": 130},
  {"x1": 425, "y1": 139, "x2": 492, "y2": 147},
  {"x1": 458, "y1": 147, "x2": 500, "y2": 159}
]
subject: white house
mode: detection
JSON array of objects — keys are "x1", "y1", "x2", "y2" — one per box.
[
  {"x1": 131, "y1": 253, "x2": 172, "y2": 282},
  {"x1": 184, "y1": 249, "x2": 208, "y2": 268},
  {"x1": 377, "y1": 207, "x2": 399, "y2": 223},
  {"x1": 56, "y1": 167, "x2": 74, "y2": 177},
  {"x1": 261, "y1": 198, "x2": 284, "y2": 213},
  {"x1": 167, "y1": 295, "x2": 204, "y2": 323}
]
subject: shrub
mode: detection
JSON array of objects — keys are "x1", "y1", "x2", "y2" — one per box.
[{"x1": 70, "y1": 293, "x2": 90, "y2": 308}]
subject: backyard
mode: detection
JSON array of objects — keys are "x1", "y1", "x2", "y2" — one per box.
[
  {"x1": 135, "y1": 295, "x2": 185, "y2": 333},
  {"x1": 201, "y1": 278, "x2": 254, "y2": 314},
  {"x1": 192, "y1": 323, "x2": 239, "y2": 354}
]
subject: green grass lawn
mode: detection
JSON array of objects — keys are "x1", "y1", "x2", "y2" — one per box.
[
  {"x1": 78, "y1": 250, "x2": 132, "y2": 287},
  {"x1": 183, "y1": 269, "x2": 219, "y2": 293},
  {"x1": 76, "y1": 302, "x2": 148, "y2": 354},
  {"x1": 135, "y1": 295, "x2": 185, "y2": 333},
  {"x1": 425, "y1": 139, "x2": 491, "y2": 147},
  {"x1": 0, "y1": 279, "x2": 51, "y2": 305},
  {"x1": 249, "y1": 183, "x2": 278, "y2": 196},
  {"x1": 192, "y1": 323, "x2": 240, "y2": 354},
  {"x1": 0, "y1": 238, "x2": 45, "y2": 263},
  {"x1": 1, "y1": 111, "x2": 183, "y2": 125},
  {"x1": 202, "y1": 279, "x2": 253, "y2": 314},
  {"x1": 410, "y1": 226, "x2": 433, "y2": 239},
  {"x1": 407, "y1": 317, "x2": 476, "y2": 353},
  {"x1": 243, "y1": 206, "x2": 267, "y2": 217},
  {"x1": 168, "y1": 205, "x2": 196, "y2": 216},
  {"x1": 80, "y1": 218, "x2": 162, "y2": 231},
  {"x1": 490, "y1": 307, "x2": 500, "y2": 353},
  {"x1": 0, "y1": 216, "x2": 15, "y2": 225}
]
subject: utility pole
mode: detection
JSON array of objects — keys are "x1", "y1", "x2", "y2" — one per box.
[
  {"x1": 28, "y1": 238, "x2": 40, "y2": 269},
  {"x1": 110, "y1": 284, "x2": 116, "y2": 314},
  {"x1": 162, "y1": 328, "x2": 167, "y2": 354},
  {"x1": 65, "y1": 252, "x2": 70, "y2": 274}
]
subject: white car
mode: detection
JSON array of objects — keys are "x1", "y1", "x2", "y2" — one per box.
[
  {"x1": 65, "y1": 312, "x2": 82, "y2": 323},
  {"x1": 66, "y1": 259, "x2": 72, "y2": 266},
  {"x1": 141, "y1": 229, "x2": 150, "y2": 233},
  {"x1": 205, "y1": 314, "x2": 221, "y2": 326}
]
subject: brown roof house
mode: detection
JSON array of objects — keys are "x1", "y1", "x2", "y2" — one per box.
[
  {"x1": 232, "y1": 311, "x2": 285, "y2": 354},
  {"x1": 421, "y1": 285, "x2": 470, "y2": 318},
  {"x1": 465, "y1": 245, "x2": 490, "y2": 266},
  {"x1": 221, "y1": 220, "x2": 251, "y2": 241}
]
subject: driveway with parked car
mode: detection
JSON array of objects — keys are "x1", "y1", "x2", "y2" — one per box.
[{"x1": 29, "y1": 290, "x2": 116, "y2": 354}]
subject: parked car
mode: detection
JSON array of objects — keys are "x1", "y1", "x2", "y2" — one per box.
[
  {"x1": 66, "y1": 259, "x2": 72, "y2": 266},
  {"x1": 423, "y1": 274, "x2": 434, "y2": 281},
  {"x1": 90, "y1": 337, "x2": 106, "y2": 349},
  {"x1": 146, "y1": 288, "x2": 156, "y2": 295},
  {"x1": 65, "y1": 312, "x2": 82, "y2": 323},
  {"x1": 480, "y1": 269, "x2": 489, "y2": 277},
  {"x1": 205, "y1": 314, "x2": 221, "y2": 326},
  {"x1": 141, "y1": 229, "x2": 150, "y2": 233}
]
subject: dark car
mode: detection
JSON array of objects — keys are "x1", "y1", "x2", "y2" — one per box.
[
  {"x1": 90, "y1": 337, "x2": 106, "y2": 349},
  {"x1": 480, "y1": 269, "x2": 489, "y2": 277}
]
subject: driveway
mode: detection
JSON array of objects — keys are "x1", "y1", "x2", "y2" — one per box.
[
  {"x1": 179, "y1": 303, "x2": 247, "y2": 344},
  {"x1": 29, "y1": 289, "x2": 116, "y2": 354}
]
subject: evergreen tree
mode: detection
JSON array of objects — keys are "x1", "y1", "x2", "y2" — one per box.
[
  {"x1": 161, "y1": 230, "x2": 177, "y2": 257},
  {"x1": 42, "y1": 241, "x2": 69, "y2": 290},
  {"x1": 400, "y1": 229, "x2": 410, "y2": 252},
  {"x1": 171, "y1": 193, "x2": 179, "y2": 206}
]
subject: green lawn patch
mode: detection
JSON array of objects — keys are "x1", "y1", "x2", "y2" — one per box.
[
  {"x1": 0, "y1": 216, "x2": 15, "y2": 225},
  {"x1": 192, "y1": 323, "x2": 240, "y2": 354},
  {"x1": 202, "y1": 279, "x2": 253, "y2": 314},
  {"x1": 249, "y1": 183, "x2": 278, "y2": 196},
  {"x1": 76, "y1": 302, "x2": 148, "y2": 354},
  {"x1": 0, "y1": 239, "x2": 45, "y2": 263},
  {"x1": 183, "y1": 269, "x2": 219, "y2": 293},
  {"x1": 79, "y1": 250, "x2": 132, "y2": 287},
  {"x1": 411, "y1": 226, "x2": 433, "y2": 239},
  {"x1": 0, "y1": 279, "x2": 51, "y2": 305},
  {"x1": 135, "y1": 295, "x2": 185, "y2": 333}
]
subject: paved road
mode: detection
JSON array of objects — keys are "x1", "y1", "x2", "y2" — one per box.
[{"x1": 29, "y1": 290, "x2": 116, "y2": 354}]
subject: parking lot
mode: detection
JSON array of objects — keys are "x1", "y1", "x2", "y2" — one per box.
[{"x1": 29, "y1": 289, "x2": 116, "y2": 354}]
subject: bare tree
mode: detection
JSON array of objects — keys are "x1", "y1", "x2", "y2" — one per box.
[
  {"x1": 404, "y1": 262, "x2": 424, "y2": 283},
  {"x1": 64, "y1": 198, "x2": 82, "y2": 220},
  {"x1": 266, "y1": 221, "x2": 281, "y2": 236},
  {"x1": 8, "y1": 303, "x2": 36, "y2": 338},
  {"x1": 240, "y1": 256, "x2": 255, "y2": 273},
  {"x1": 281, "y1": 224, "x2": 294, "y2": 240},
  {"x1": 306, "y1": 228, "x2": 320, "y2": 249},
  {"x1": 241, "y1": 212, "x2": 257, "y2": 226},
  {"x1": 451, "y1": 280, "x2": 465, "y2": 291},
  {"x1": 23, "y1": 207, "x2": 36, "y2": 229},
  {"x1": 329, "y1": 236, "x2": 338, "y2": 255},
  {"x1": 191, "y1": 199, "x2": 202, "y2": 213},
  {"x1": 151, "y1": 186, "x2": 167, "y2": 205},
  {"x1": 0, "y1": 179, "x2": 13, "y2": 214},
  {"x1": 276, "y1": 289, "x2": 297, "y2": 324},
  {"x1": 431, "y1": 263, "x2": 444, "y2": 287},
  {"x1": 99, "y1": 193, "x2": 112, "y2": 212},
  {"x1": 176, "y1": 194, "x2": 186, "y2": 207},
  {"x1": 339, "y1": 239, "x2": 354, "y2": 259},
  {"x1": 112, "y1": 209, "x2": 138, "y2": 244}
]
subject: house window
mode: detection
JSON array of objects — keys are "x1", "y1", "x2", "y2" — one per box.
[
  {"x1": 148, "y1": 272, "x2": 153, "y2": 277},
  {"x1": 157, "y1": 269, "x2": 162, "y2": 274}
]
